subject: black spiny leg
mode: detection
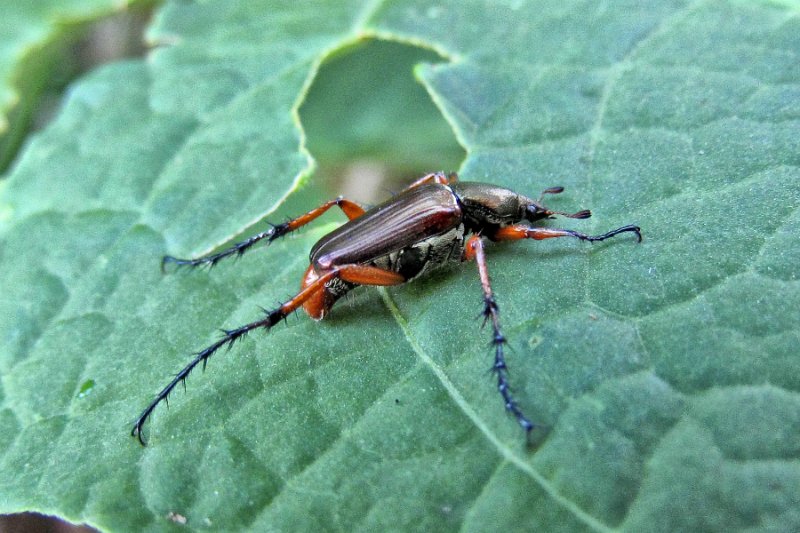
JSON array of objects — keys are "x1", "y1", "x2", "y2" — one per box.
[
  {"x1": 162, "y1": 197, "x2": 365, "y2": 270},
  {"x1": 131, "y1": 267, "x2": 345, "y2": 445},
  {"x1": 131, "y1": 308, "x2": 286, "y2": 445},
  {"x1": 161, "y1": 225, "x2": 289, "y2": 270},
  {"x1": 463, "y1": 234, "x2": 535, "y2": 436}
]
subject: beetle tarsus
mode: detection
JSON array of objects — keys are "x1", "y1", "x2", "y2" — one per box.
[
  {"x1": 161, "y1": 229, "x2": 276, "y2": 271},
  {"x1": 131, "y1": 307, "x2": 288, "y2": 445},
  {"x1": 488, "y1": 305, "x2": 536, "y2": 434},
  {"x1": 160, "y1": 196, "x2": 367, "y2": 272},
  {"x1": 467, "y1": 234, "x2": 539, "y2": 435},
  {"x1": 571, "y1": 224, "x2": 642, "y2": 243}
]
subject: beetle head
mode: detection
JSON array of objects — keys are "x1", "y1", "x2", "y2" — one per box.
[
  {"x1": 451, "y1": 182, "x2": 592, "y2": 226},
  {"x1": 522, "y1": 186, "x2": 591, "y2": 222}
]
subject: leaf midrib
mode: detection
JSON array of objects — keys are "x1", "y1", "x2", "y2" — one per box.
[{"x1": 378, "y1": 288, "x2": 614, "y2": 533}]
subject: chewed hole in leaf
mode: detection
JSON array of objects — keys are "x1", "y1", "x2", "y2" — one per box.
[{"x1": 299, "y1": 38, "x2": 466, "y2": 202}]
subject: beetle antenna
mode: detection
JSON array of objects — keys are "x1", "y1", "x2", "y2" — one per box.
[
  {"x1": 549, "y1": 209, "x2": 592, "y2": 219},
  {"x1": 537, "y1": 186, "x2": 564, "y2": 203}
]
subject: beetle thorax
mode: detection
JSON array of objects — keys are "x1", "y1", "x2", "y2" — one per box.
[{"x1": 450, "y1": 182, "x2": 530, "y2": 228}]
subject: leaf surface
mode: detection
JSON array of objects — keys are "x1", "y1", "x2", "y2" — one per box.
[
  {"x1": 0, "y1": 0, "x2": 149, "y2": 171},
  {"x1": 1, "y1": 1, "x2": 799, "y2": 532}
]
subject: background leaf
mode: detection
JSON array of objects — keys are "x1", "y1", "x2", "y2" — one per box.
[
  {"x1": 0, "y1": 0, "x2": 153, "y2": 172},
  {"x1": 1, "y1": 1, "x2": 799, "y2": 532}
]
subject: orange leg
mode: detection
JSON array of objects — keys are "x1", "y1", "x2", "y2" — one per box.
[
  {"x1": 492, "y1": 224, "x2": 642, "y2": 243},
  {"x1": 162, "y1": 197, "x2": 366, "y2": 270},
  {"x1": 464, "y1": 234, "x2": 535, "y2": 435},
  {"x1": 405, "y1": 171, "x2": 457, "y2": 190},
  {"x1": 284, "y1": 197, "x2": 364, "y2": 231},
  {"x1": 336, "y1": 264, "x2": 406, "y2": 285},
  {"x1": 301, "y1": 263, "x2": 406, "y2": 320}
]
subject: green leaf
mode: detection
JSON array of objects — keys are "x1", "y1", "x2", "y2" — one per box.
[
  {"x1": 0, "y1": 0, "x2": 151, "y2": 172},
  {"x1": 2, "y1": 1, "x2": 800, "y2": 532}
]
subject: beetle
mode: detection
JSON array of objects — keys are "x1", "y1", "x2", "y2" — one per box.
[{"x1": 132, "y1": 172, "x2": 641, "y2": 444}]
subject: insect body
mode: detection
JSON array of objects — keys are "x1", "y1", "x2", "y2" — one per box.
[{"x1": 132, "y1": 172, "x2": 641, "y2": 444}]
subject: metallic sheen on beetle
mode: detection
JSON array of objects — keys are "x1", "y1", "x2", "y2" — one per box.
[{"x1": 132, "y1": 172, "x2": 641, "y2": 445}]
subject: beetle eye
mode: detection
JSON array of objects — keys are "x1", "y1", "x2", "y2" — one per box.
[{"x1": 524, "y1": 204, "x2": 550, "y2": 222}]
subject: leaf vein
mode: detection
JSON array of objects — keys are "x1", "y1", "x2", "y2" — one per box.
[{"x1": 379, "y1": 288, "x2": 614, "y2": 533}]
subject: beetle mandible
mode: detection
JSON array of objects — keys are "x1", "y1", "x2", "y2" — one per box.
[{"x1": 132, "y1": 172, "x2": 641, "y2": 444}]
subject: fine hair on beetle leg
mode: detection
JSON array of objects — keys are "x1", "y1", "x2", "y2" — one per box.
[
  {"x1": 161, "y1": 197, "x2": 366, "y2": 271},
  {"x1": 482, "y1": 292, "x2": 535, "y2": 435},
  {"x1": 130, "y1": 306, "x2": 288, "y2": 445},
  {"x1": 161, "y1": 223, "x2": 292, "y2": 271},
  {"x1": 131, "y1": 269, "x2": 341, "y2": 445}
]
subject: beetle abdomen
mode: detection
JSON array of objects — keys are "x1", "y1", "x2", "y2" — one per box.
[{"x1": 373, "y1": 223, "x2": 465, "y2": 281}]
